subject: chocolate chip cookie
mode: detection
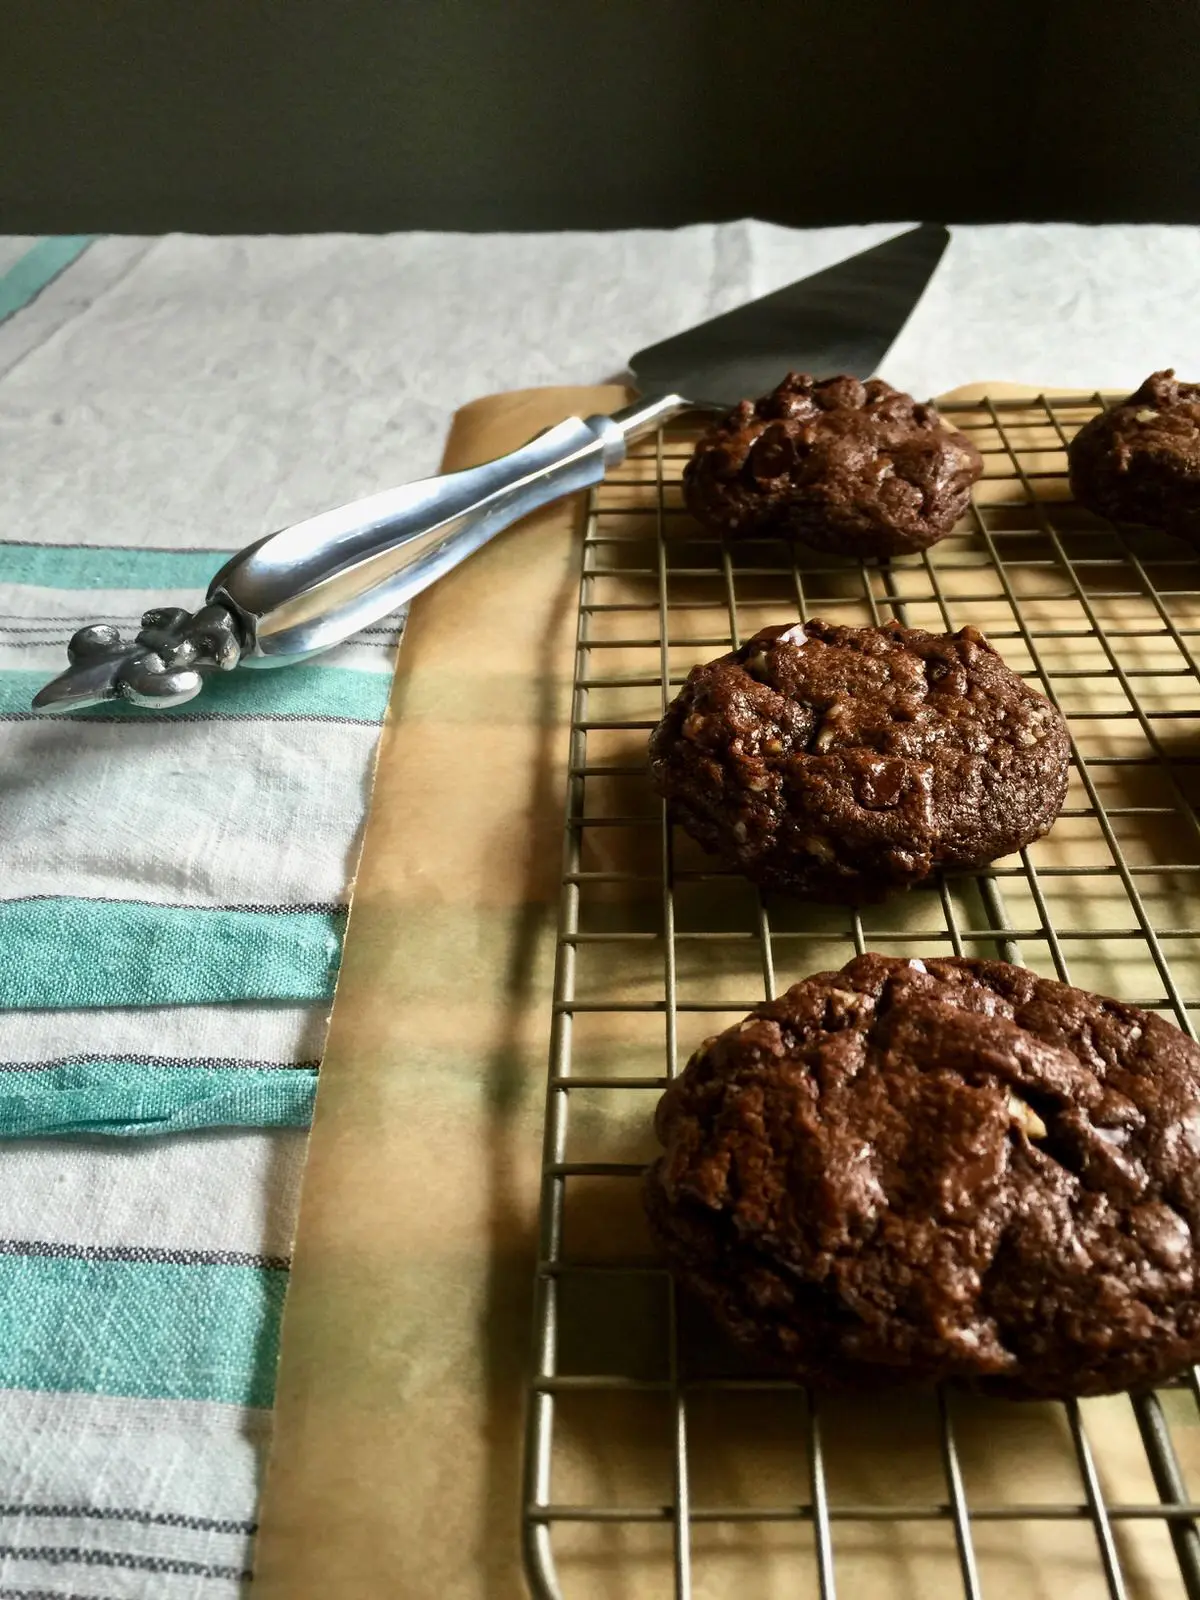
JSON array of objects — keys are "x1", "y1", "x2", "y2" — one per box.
[
  {"x1": 682, "y1": 373, "x2": 983, "y2": 557},
  {"x1": 646, "y1": 953, "x2": 1200, "y2": 1398},
  {"x1": 649, "y1": 619, "x2": 1069, "y2": 902},
  {"x1": 1069, "y1": 370, "x2": 1200, "y2": 541}
]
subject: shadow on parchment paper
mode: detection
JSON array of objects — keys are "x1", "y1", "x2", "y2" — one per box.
[{"x1": 477, "y1": 512, "x2": 585, "y2": 1597}]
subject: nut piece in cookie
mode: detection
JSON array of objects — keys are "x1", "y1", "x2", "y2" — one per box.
[
  {"x1": 646, "y1": 953, "x2": 1200, "y2": 1398},
  {"x1": 1069, "y1": 370, "x2": 1200, "y2": 541},
  {"x1": 649, "y1": 619, "x2": 1070, "y2": 902},
  {"x1": 682, "y1": 372, "x2": 983, "y2": 558}
]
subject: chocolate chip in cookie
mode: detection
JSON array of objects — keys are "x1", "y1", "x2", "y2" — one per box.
[
  {"x1": 650, "y1": 619, "x2": 1069, "y2": 903},
  {"x1": 646, "y1": 953, "x2": 1200, "y2": 1398},
  {"x1": 683, "y1": 372, "x2": 983, "y2": 558}
]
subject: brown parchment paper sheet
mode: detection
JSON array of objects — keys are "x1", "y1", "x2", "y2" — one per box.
[{"x1": 254, "y1": 385, "x2": 1200, "y2": 1599}]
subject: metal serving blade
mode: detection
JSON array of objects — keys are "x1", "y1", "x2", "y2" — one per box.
[
  {"x1": 33, "y1": 224, "x2": 950, "y2": 714},
  {"x1": 628, "y1": 223, "x2": 948, "y2": 404}
]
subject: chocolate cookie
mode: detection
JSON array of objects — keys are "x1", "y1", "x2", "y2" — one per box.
[
  {"x1": 647, "y1": 953, "x2": 1200, "y2": 1398},
  {"x1": 1069, "y1": 370, "x2": 1200, "y2": 541},
  {"x1": 682, "y1": 372, "x2": 983, "y2": 557},
  {"x1": 649, "y1": 619, "x2": 1069, "y2": 902}
]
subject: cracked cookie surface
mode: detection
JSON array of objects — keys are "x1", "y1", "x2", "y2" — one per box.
[
  {"x1": 649, "y1": 619, "x2": 1070, "y2": 902},
  {"x1": 646, "y1": 953, "x2": 1200, "y2": 1398},
  {"x1": 682, "y1": 372, "x2": 983, "y2": 557}
]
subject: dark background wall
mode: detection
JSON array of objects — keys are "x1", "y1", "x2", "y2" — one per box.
[{"x1": 4, "y1": 0, "x2": 1199, "y2": 233}]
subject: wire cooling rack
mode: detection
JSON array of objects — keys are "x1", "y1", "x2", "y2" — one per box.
[{"x1": 523, "y1": 392, "x2": 1200, "y2": 1599}]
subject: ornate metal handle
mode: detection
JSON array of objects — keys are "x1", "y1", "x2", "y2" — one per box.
[
  {"x1": 33, "y1": 605, "x2": 243, "y2": 713},
  {"x1": 208, "y1": 407, "x2": 668, "y2": 662},
  {"x1": 31, "y1": 394, "x2": 691, "y2": 712}
]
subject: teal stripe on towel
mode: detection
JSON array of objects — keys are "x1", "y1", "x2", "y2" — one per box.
[
  {"x1": 0, "y1": 899, "x2": 343, "y2": 1008},
  {"x1": 3, "y1": 664, "x2": 392, "y2": 722},
  {"x1": 0, "y1": 1062, "x2": 318, "y2": 1138},
  {"x1": 0, "y1": 541, "x2": 220, "y2": 590},
  {"x1": 0, "y1": 236, "x2": 97, "y2": 324},
  {"x1": 0, "y1": 1253, "x2": 286, "y2": 1406}
]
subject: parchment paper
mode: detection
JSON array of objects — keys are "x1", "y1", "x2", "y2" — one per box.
[{"x1": 254, "y1": 385, "x2": 1200, "y2": 1599}]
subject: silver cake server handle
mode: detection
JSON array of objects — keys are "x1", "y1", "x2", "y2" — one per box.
[{"x1": 31, "y1": 394, "x2": 689, "y2": 712}]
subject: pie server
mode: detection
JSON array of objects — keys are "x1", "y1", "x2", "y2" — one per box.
[{"x1": 32, "y1": 224, "x2": 949, "y2": 712}]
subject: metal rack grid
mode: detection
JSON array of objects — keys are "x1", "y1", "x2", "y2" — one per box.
[{"x1": 523, "y1": 393, "x2": 1200, "y2": 1599}]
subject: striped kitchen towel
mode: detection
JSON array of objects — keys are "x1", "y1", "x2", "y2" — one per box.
[
  {"x1": 0, "y1": 551, "x2": 401, "y2": 1136},
  {"x1": 0, "y1": 237, "x2": 402, "y2": 1140},
  {"x1": 0, "y1": 231, "x2": 409, "y2": 1598}
]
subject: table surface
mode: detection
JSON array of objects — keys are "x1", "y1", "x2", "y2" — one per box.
[{"x1": 2, "y1": 221, "x2": 1199, "y2": 1599}]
